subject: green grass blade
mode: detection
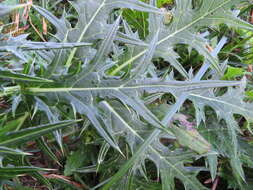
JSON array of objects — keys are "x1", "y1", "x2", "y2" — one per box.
[
  {"x1": 0, "y1": 70, "x2": 53, "y2": 83},
  {"x1": 0, "y1": 167, "x2": 52, "y2": 179},
  {"x1": 0, "y1": 120, "x2": 81, "y2": 146},
  {"x1": 0, "y1": 146, "x2": 31, "y2": 156},
  {"x1": 0, "y1": 113, "x2": 29, "y2": 136}
]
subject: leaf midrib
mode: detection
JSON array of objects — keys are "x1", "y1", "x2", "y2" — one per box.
[
  {"x1": 25, "y1": 81, "x2": 240, "y2": 93},
  {"x1": 157, "y1": 0, "x2": 231, "y2": 44},
  {"x1": 112, "y1": 0, "x2": 232, "y2": 74},
  {"x1": 102, "y1": 101, "x2": 203, "y2": 190},
  {"x1": 65, "y1": 0, "x2": 107, "y2": 67}
]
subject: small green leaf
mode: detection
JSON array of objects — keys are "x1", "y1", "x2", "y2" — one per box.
[
  {"x1": 64, "y1": 150, "x2": 86, "y2": 176},
  {"x1": 246, "y1": 90, "x2": 253, "y2": 100},
  {"x1": 222, "y1": 66, "x2": 244, "y2": 80},
  {"x1": 157, "y1": 0, "x2": 174, "y2": 8},
  {"x1": 171, "y1": 125, "x2": 212, "y2": 154}
]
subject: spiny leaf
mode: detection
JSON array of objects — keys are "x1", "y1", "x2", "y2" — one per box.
[
  {"x1": 1, "y1": 0, "x2": 252, "y2": 189},
  {"x1": 0, "y1": 3, "x2": 31, "y2": 16},
  {"x1": 100, "y1": 101, "x2": 206, "y2": 190},
  {"x1": 33, "y1": 0, "x2": 162, "y2": 68},
  {"x1": 102, "y1": 34, "x2": 228, "y2": 189}
]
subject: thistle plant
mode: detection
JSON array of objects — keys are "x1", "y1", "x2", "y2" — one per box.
[{"x1": 0, "y1": 0, "x2": 253, "y2": 189}]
